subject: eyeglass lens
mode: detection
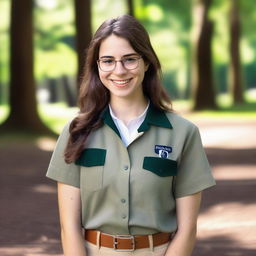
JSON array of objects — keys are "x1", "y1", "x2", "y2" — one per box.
[{"x1": 98, "y1": 56, "x2": 141, "y2": 71}]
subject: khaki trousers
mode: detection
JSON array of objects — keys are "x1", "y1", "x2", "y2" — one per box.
[{"x1": 84, "y1": 236, "x2": 169, "y2": 256}]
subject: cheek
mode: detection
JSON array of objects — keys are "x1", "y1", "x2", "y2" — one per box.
[
  {"x1": 98, "y1": 70, "x2": 108, "y2": 83},
  {"x1": 135, "y1": 69, "x2": 146, "y2": 82}
]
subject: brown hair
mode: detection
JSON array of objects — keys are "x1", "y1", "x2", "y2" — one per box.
[{"x1": 64, "y1": 14, "x2": 172, "y2": 163}]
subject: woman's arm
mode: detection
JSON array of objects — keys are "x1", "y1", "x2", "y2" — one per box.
[
  {"x1": 165, "y1": 192, "x2": 202, "y2": 256},
  {"x1": 58, "y1": 182, "x2": 86, "y2": 256}
]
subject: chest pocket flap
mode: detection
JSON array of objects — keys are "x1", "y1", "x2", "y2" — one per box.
[
  {"x1": 143, "y1": 157, "x2": 177, "y2": 177},
  {"x1": 75, "y1": 148, "x2": 106, "y2": 167}
]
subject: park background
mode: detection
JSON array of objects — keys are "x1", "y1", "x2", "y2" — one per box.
[{"x1": 0, "y1": 0, "x2": 255, "y2": 255}]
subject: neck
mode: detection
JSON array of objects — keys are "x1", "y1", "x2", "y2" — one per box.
[{"x1": 110, "y1": 96, "x2": 148, "y2": 125}]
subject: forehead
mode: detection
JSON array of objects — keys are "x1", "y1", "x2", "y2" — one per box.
[{"x1": 99, "y1": 34, "x2": 137, "y2": 57}]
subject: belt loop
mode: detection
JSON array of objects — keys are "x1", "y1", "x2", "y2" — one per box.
[
  {"x1": 96, "y1": 231, "x2": 101, "y2": 249},
  {"x1": 148, "y1": 234, "x2": 154, "y2": 252}
]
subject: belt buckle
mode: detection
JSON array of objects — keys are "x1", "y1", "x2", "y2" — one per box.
[{"x1": 113, "y1": 235, "x2": 135, "y2": 252}]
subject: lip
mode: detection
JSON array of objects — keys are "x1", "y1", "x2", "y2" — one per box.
[{"x1": 110, "y1": 78, "x2": 132, "y2": 87}]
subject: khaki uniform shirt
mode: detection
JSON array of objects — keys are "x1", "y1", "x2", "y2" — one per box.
[{"x1": 46, "y1": 104, "x2": 215, "y2": 235}]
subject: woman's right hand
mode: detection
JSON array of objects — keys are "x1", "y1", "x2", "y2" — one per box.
[{"x1": 58, "y1": 182, "x2": 86, "y2": 256}]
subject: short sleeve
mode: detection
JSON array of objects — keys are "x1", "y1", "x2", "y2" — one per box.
[
  {"x1": 174, "y1": 124, "x2": 216, "y2": 198},
  {"x1": 46, "y1": 122, "x2": 80, "y2": 188}
]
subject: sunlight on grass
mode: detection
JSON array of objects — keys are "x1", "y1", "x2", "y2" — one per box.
[
  {"x1": 172, "y1": 99, "x2": 193, "y2": 113},
  {"x1": 245, "y1": 88, "x2": 256, "y2": 102},
  {"x1": 0, "y1": 105, "x2": 9, "y2": 124},
  {"x1": 173, "y1": 92, "x2": 256, "y2": 121},
  {"x1": 217, "y1": 93, "x2": 233, "y2": 107},
  {"x1": 185, "y1": 109, "x2": 256, "y2": 122},
  {"x1": 38, "y1": 103, "x2": 78, "y2": 134}
]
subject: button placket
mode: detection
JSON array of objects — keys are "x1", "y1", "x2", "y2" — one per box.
[
  {"x1": 117, "y1": 145, "x2": 130, "y2": 231},
  {"x1": 123, "y1": 165, "x2": 129, "y2": 171}
]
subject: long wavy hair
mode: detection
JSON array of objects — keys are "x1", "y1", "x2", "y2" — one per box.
[{"x1": 64, "y1": 14, "x2": 172, "y2": 163}]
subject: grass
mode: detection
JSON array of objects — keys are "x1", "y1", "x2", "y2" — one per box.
[
  {"x1": 0, "y1": 102, "x2": 78, "y2": 136},
  {"x1": 0, "y1": 96, "x2": 255, "y2": 135},
  {"x1": 38, "y1": 103, "x2": 78, "y2": 134},
  {"x1": 173, "y1": 93, "x2": 256, "y2": 121},
  {"x1": 0, "y1": 105, "x2": 8, "y2": 124}
]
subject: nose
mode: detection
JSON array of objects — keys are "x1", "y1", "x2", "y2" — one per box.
[{"x1": 113, "y1": 61, "x2": 127, "y2": 75}]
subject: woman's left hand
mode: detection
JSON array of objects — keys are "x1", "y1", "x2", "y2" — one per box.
[{"x1": 165, "y1": 192, "x2": 202, "y2": 256}]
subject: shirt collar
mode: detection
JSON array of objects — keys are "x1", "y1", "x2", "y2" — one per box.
[
  {"x1": 108, "y1": 102, "x2": 149, "y2": 125},
  {"x1": 137, "y1": 102, "x2": 173, "y2": 132},
  {"x1": 101, "y1": 107, "x2": 121, "y2": 138},
  {"x1": 101, "y1": 102, "x2": 172, "y2": 136}
]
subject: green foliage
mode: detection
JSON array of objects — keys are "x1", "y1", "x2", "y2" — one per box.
[
  {"x1": 0, "y1": 0, "x2": 10, "y2": 29},
  {"x1": 209, "y1": 0, "x2": 230, "y2": 63},
  {"x1": 137, "y1": 0, "x2": 192, "y2": 28},
  {"x1": 0, "y1": 0, "x2": 10, "y2": 84},
  {"x1": 35, "y1": 43, "x2": 76, "y2": 80},
  {"x1": 92, "y1": 0, "x2": 127, "y2": 31},
  {"x1": 34, "y1": 0, "x2": 76, "y2": 81},
  {"x1": 240, "y1": 0, "x2": 256, "y2": 40},
  {"x1": 133, "y1": 0, "x2": 192, "y2": 98}
]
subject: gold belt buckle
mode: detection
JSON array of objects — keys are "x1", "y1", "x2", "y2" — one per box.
[{"x1": 113, "y1": 235, "x2": 135, "y2": 252}]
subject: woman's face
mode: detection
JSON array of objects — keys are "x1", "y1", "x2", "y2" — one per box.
[{"x1": 98, "y1": 34, "x2": 148, "y2": 102}]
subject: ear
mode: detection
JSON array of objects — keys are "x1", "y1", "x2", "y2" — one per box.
[{"x1": 144, "y1": 62, "x2": 149, "y2": 72}]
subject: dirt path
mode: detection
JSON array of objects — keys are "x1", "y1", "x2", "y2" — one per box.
[
  {"x1": 193, "y1": 120, "x2": 256, "y2": 255},
  {"x1": 0, "y1": 120, "x2": 255, "y2": 256}
]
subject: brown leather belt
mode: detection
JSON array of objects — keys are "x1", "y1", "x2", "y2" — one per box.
[{"x1": 84, "y1": 230, "x2": 174, "y2": 251}]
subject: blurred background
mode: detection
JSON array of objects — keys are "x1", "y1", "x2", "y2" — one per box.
[
  {"x1": 0, "y1": 0, "x2": 255, "y2": 256},
  {"x1": 0, "y1": 0, "x2": 255, "y2": 133}
]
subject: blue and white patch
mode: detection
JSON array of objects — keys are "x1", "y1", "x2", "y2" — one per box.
[{"x1": 155, "y1": 145, "x2": 172, "y2": 158}]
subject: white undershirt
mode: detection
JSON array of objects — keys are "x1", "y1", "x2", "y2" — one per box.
[{"x1": 109, "y1": 102, "x2": 149, "y2": 147}]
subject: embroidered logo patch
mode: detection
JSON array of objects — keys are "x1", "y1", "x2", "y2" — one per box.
[{"x1": 155, "y1": 145, "x2": 172, "y2": 159}]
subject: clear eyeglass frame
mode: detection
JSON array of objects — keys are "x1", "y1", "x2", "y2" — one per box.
[{"x1": 97, "y1": 56, "x2": 142, "y2": 72}]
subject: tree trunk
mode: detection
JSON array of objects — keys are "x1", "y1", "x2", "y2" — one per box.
[
  {"x1": 62, "y1": 75, "x2": 76, "y2": 107},
  {"x1": 48, "y1": 78, "x2": 58, "y2": 103},
  {"x1": 192, "y1": 0, "x2": 217, "y2": 110},
  {"x1": 127, "y1": 0, "x2": 134, "y2": 16},
  {"x1": 0, "y1": 0, "x2": 53, "y2": 135},
  {"x1": 74, "y1": 0, "x2": 92, "y2": 91},
  {"x1": 229, "y1": 0, "x2": 244, "y2": 103}
]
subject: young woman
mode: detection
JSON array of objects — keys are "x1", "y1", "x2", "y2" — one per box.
[{"x1": 47, "y1": 14, "x2": 215, "y2": 256}]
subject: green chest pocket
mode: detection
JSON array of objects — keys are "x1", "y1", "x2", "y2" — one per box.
[
  {"x1": 143, "y1": 157, "x2": 177, "y2": 177},
  {"x1": 76, "y1": 148, "x2": 106, "y2": 191}
]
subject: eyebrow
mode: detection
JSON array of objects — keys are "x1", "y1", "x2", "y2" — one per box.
[{"x1": 99, "y1": 53, "x2": 139, "y2": 59}]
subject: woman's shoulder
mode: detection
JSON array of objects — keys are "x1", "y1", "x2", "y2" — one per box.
[
  {"x1": 62, "y1": 119, "x2": 73, "y2": 131},
  {"x1": 56, "y1": 119, "x2": 74, "y2": 139},
  {"x1": 165, "y1": 111, "x2": 198, "y2": 131}
]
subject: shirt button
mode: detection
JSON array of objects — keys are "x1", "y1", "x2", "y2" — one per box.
[
  {"x1": 123, "y1": 165, "x2": 129, "y2": 171},
  {"x1": 121, "y1": 198, "x2": 126, "y2": 203},
  {"x1": 122, "y1": 214, "x2": 127, "y2": 219}
]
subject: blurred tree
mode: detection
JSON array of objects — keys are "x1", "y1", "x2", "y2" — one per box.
[
  {"x1": 229, "y1": 0, "x2": 244, "y2": 103},
  {"x1": 48, "y1": 78, "x2": 58, "y2": 103},
  {"x1": 0, "y1": 62, "x2": 2, "y2": 105},
  {"x1": 74, "y1": 0, "x2": 92, "y2": 91},
  {"x1": 0, "y1": 0, "x2": 52, "y2": 134},
  {"x1": 127, "y1": 0, "x2": 134, "y2": 16},
  {"x1": 192, "y1": 0, "x2": 217, "y2": 110},
  {"x1": 62, "y1": 75, "x2": 76, "y2": 106},
  {"x1": 135, "y1": 0, "x2": 192, "y2": 98}
]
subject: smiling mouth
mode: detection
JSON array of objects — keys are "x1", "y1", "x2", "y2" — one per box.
[{"x1": 111, "y1": 79, "x2": 131, "y2": 86}]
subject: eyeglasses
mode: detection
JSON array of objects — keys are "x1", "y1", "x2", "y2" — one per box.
[{"x1": 97, "y1": 55, "x2": 142, "y2": 72}]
